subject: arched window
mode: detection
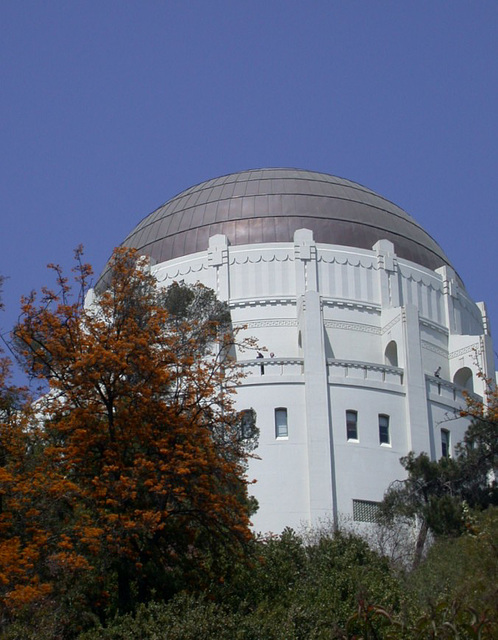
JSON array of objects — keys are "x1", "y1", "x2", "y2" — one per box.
[
  {"x1": 384, "y1": 340, "x2": 398, "y2": 367},
  {"x1": 453, "y1": 367, "x2": 474, "y2": 392}
]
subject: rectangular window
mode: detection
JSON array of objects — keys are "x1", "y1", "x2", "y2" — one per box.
[
  {"x1": 379, "y1": 414, "x2": 390, "y2": 445},
  {"x1": 346, "y1": 410, "x2": 358, "y2": 440},
  {"x1": 441, "y1": 429, "x2": 450, "y2": 458},
  {"x1": 275, "y1": 408, "x2": 288, "y2": 438},
  {"x1": 353, "y1": 499, "x2": 380, "y2": 523}
]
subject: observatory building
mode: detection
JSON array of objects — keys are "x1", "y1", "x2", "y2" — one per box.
[{"x1": 108, "y1": 169, "x2": 495, "y2": 533}]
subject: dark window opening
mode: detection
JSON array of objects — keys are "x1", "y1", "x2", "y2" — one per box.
[
  {"x1": 275, "y1": 408, "x2": 288, "y2": 438},
  {"x1": 441, "y1": 429, "x2": 450, "y2": 458},
  {"x1": 379, "y1": 414, "x2": 390, "y2": 445},
  {"x1": 346, "y1": 410, "x2": 358, "y2": 440}
]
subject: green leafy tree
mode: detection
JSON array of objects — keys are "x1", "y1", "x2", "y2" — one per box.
[
  {"x1": 79, "y1": 527, "x2": 405, "y2": 640},
  {"x1": 380, "y1": 453, "x2": 464, "y2": 568},
  {"x1": 380, "y1": 379, "x2": 498, "y2": 568},
  {"x1": 455, "y1": 378, "x2": 498, "y2": 511}
]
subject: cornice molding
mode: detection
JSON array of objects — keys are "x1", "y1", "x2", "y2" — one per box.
[
  {"x1": 322, "y1": 299, "x2": 380, "y2": 313},
  {"x1": 229, "y1": 297, "x2": 296, "y2": 310},
  {"x1": 419, "y1": 318, "x2": 449, "y2": 336}
]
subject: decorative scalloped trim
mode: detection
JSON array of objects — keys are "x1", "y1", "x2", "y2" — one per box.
[
  {"x1": 229, "y1": 253, "x2": 293, "y2": 266},
  {"x1": 155, "y1": 263, "x2": 207, "y2": 281},
  {"x1": 398, "y1": 265, "x2": 442, "y2": 289},
  {"x1": 317, "y1": 254, "x2": 377, "y2": 269}
]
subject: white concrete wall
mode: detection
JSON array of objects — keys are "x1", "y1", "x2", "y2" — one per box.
[{"x1": 148, "y1": 230, "x2": 492, "y2": 534}]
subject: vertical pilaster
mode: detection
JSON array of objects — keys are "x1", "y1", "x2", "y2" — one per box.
[
  {"x1": 402, "y1": 304, "x2": 432, "y2": 456},
  {"x1": 436, "y1": 266, "x2": 461, "y2": 335},
  {"x1": 476, "y1": 301, "x2": 491, "y2": 337},
  {"x1": 373, "y1": 239, "x2": 400, "y2": 308},
  {"x1": 208, "y1": 234, "x2": 230, "y2": 301},
  {"x1": 294, "y1": 229, "x2": 336, "y2": 526},
  {"x1": 476, "y1": 302, "x2": 495, "y2": 387},
  {"x1": 294, "y1": 228, "x2": 317, "y2": 294}
]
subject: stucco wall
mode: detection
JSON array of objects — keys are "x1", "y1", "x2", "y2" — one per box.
[{"x1": 148, "y1": 230, "x2": 491, "y2": 533}]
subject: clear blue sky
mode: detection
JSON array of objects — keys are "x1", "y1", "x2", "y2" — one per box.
[{"x1": 1, "y1": 1, "x2": 497, "y2": 380}]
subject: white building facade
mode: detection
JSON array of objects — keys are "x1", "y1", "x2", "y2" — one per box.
[{"x1": 107, "y1": 169, "x2": 494, "y2": 533}]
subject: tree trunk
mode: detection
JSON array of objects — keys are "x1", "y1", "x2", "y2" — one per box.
[{"x1": 412, "y1": 518, "x2": 429, "y2": 569}]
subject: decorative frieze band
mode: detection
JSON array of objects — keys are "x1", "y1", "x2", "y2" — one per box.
[
  {"x1": 381, "y1": 315, "x2": 401, "y2": 334},
  {"x1": 421, "y1": 341, "x2": 447, "y2": 358},
  {"x1": 324, "y1": 320, "x2": 381, "y2": 335},
  {"x1": 449, "y1": 343, "x2": 480, "y2": 359},
  {"x1": 233, "y1": 319, "x2": 298, "y2": 330}
]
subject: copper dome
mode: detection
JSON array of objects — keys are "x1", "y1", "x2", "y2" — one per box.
[{"x1": 117, "y1": 168, "x2": 453, "y2": 272}]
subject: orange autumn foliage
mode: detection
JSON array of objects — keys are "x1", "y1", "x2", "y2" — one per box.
[{"x1": 1, "y1": 247, "x2": 257, "y2": 618}]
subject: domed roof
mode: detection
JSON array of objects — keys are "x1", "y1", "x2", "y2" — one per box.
[{"x1": 118, "y1": 168, "x2": 453, "y2": 272}]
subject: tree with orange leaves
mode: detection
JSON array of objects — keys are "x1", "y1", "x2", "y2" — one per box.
[
  {"x1": 5, "y1": 248, "x2": 257, "y2": 624},
  {"x1": 0, "y1": 280, "x2": 61, "y2": 629}
]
